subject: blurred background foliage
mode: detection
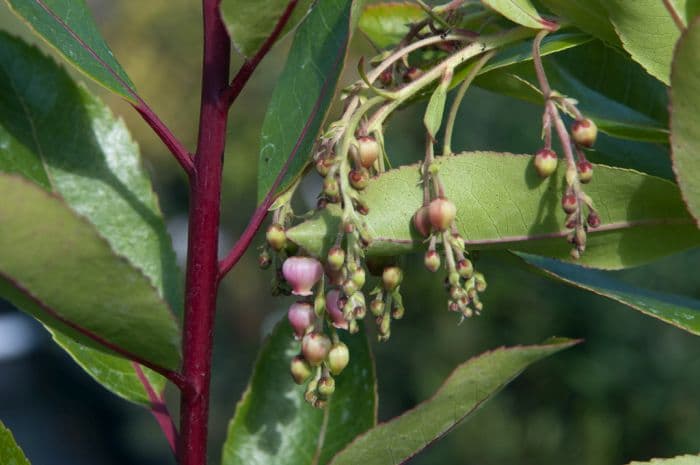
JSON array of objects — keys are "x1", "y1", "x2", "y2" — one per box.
[{"x1": 0, "y1": 1, "x2": 698, "y2": 464}]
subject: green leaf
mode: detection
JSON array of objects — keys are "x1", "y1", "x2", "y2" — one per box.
[
  {"x1": 0, "y1": 33, "x2": 181, "y2": 397},
  {"x1": 604, "y1": 0, "x2": 687, "y2": 85},
  {"x1": 221, "y1": 320, "x2": 376, "y2": 465},
  {"x1": 517, "y1": 253, "x2": 700, "y2": 336},
  {"x1": 0, "y1": 422, "x2": 31, "y2": 465},
  {"x1": 538, "y1": 0, "x2": 621, "y2": 46},
  {"x1": 475, "y1": 45, "x2": 670, "y2": 144},
  {"x1": 628, "y1": 455, "x2": 700, "y2": 465},
  {"x1": 4, "y1": 0, "x2": 137, "y2": 100},
  {"x1": 481, "y1": 0, "x2": 553, "y2": 29},
  {"x1": 328, "y1": 339, "x2": 578, "y2": 465},
  {"x1": 257, "y1": 0, "x2": 364, "y2": 202},
  {"x1": 0, "y1": 173, "x2": 181, "y2": 370},
  {"x1": 287, "y1": 152, "x2": 700, "y2": 270},
  {"x1": 423, "y1": 72, "x2": 449, "y2": 138},
  {"x1": 50, "y1": 333, "x2": 166, "y2": 405},
  {"x1": 358, "y1": 2, "x2": 426, "y2": 49},
  {"x1": 689, "y1": 1, "x2": 700, "y2": 20},
  {"x1": 670, "y1": 17, "x2": 700, "y2": 227},
  {"x1": 221, "y1": 0, "x2": 314, "y2": 57}
]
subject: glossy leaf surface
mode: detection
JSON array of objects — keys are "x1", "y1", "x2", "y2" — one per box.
[
  {"x1": 481, "y1": 0, "x2": 552, "y2": 29},
  {"x1": 222, "y1": 320, "x2": 376, "y2": 465},
  {"x1": 287, "y1": 152, "x2": 700, "y2": 270},
  {"x1": 221, "y1": 0, "x2": 313, "y2": 57},
  {"x1": 0, "y1": 173, "x2": 180, "y2": 370},
  {"x1": 518, "y1": 254, "x2": 700, "y2": 336},
  {"x1": 604, "y1": 0, "x2": 687, "y2": 84},
  {"x1": 0, "y1": 33, "x2": 180, "y2": 398},
  {"x1": 328, "y1": 339, "x2": 578, "y2": 465},
  {"x1": 5, "y1": 0, "x2": 137, "y2": 100},
  {"x1": 670, "y1": 17, "x2": 700, "y2": 226},
  {"x1": 257, "y1": 0, "x2": 363, "y2": 202},
  {"x1": 0, "y1": 422, "x2": 30, "y2": 465}
]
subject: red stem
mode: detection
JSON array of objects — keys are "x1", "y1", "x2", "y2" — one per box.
[
  {"x1": 178, "y1": 0, "x2": 230, "y2": 464},
  {"x1": 133, "y1": 104, "x2": 195, "y2": 176},
  {"x1": 133, "y1": 363, "x2": 179, "y2": 455},
  {"x1": 222, "y1": 0, "x2": 300, "y2": 107}
]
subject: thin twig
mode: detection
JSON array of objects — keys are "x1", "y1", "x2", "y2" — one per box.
[
  {"x1": 442, "y1": 50, "x2": 494, "y2": 155},
  {"x1": 133, "y1": 363, "x2": 179, "y2": 455},
  {"x1": 662, "y1": 0, "x2": 686, "y2": 31},
  {"x1": 222, "y1": 0, "x2": 300, "y2": 107},
  {"x1": 133, "y1": 104, "x2": 194, "y2": 176}
]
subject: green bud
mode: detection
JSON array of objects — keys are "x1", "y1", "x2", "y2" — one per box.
[
  {"x1": 266, "y1": 224, "x2": 287, "y2": 251},
  {"x1": 424, "y1": 250, "x2": 441, "y2": 272},
  {"x1": 323, "y1": 177, "x2": 340, "y2": 197},
  {"x1": 290, "y1": 355, "x2": 312, "y2": 384},
  {"x1": 457, "y1": 259, "x2": 473, "y2": 279},
  {"x1": 327, "y1": 246, "x2": 345, "y2": 271},
  {"x1": 370, "y1": 299, "x2": 385, "y2": 317},
  {"x1": 328, "y1": 342, "x2": 350, "y2": 375},
  {"x1": 351, "y1": 268, "x2": 366, "y2": 288},
  {"x1": 382, "y1": 266, "x2": 403, "y2": 291},
  {"x1": 317, "y1": 376, "x2": 336, "y2": 396},
  {"x1": 342, "y1": 279, "x2": 358, "y2": 297}
]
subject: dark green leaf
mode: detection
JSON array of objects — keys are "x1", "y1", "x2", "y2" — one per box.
[
  {"x1": 481, "y1": 0, "x2": 553, "y2": 29},
  {"x1": 358, "y1": 2, "x2": 426, "y2": 49},
  {"x1": 604, "y1": 0, "x2": 687, "y2": 85},
  {"x1": 4, "y1": 0, "x2": 137, "y2": 100},
  {"x1": 287, "y1": 152, "x2": 700, "y2": 269},
  {"x1": 0, "y1": 421, "x2": 30, "y2": 465},
  {"x1": 0, "y1": 33, "x2": 181, "y2": 397},
  {"x1": 670, "y1": 16, "x2": 700, "y2": 226},
  {"x1": 689, "y1": 1, "x2": 700, "y2": 20},
  {"x1": 476, "y1": 45, "x2": 669, "y2": 144},
  {"x1": 328, "y1": 339, "x2": 578, "y2": 465},
  {"x1": 517, "y1": 253, "x2": 700, "y2": 336},
  {"x1": 257, "y1": 0, "x2": 364, "y2": 202},
  {"x1": 538, "y1": 0, "x2": 621, "y2": 46},
  {"x1": 221, "y1": 320, "x2": 376, "y2": 465},
  {"x1": 0, "y1": 173, "x2": 181, "y2": 370},
  {"x1": 221, "y1": 0, "x2": 314, "y2": 57},
  {"x1": 628, "y1": 456, "x2": 700, "y2": 465}
]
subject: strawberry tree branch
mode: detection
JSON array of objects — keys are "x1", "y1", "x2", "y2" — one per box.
[
  {"x1": 178, "y1": 0, "x2": 230, "y2": 464},
  {"x1": 133, "y1": 103, "x2": 195, "y2": 176},
  {"x1": 133, "y1": 363, "x2": 179, "y2": 455},
  {"x1": 222, "y1": 0, "x2": 300, "y2": 107}
]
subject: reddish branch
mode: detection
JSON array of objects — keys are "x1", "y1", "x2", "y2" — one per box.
[
  {"x1": 222, "y1": 0, "x2": 300, "y2": 107},
  {"x1": 133, "y1": 104, "x2": 194, "y2": 176},
  {"x1": 133, "y1": 363, "x2": 179, "y2": 455},
  {"x1": 178, "y1": 0, "x2": 230, "y2": 464}
]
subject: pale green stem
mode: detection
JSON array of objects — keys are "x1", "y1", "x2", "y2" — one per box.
[{"x1": 442, "y1": 50, "x2": 495, "y2": 155}]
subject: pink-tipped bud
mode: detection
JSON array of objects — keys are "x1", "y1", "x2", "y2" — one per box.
[
  {"x1": 317, "y1": 376, "x2": 336, "y2": 396},
  {"x1": 283, "y1": 256, "x2": 323, "y2": 296},
  {"x1": 302, "y1": 332, "x2": 331, "y2": 366},
  {"x1": 349, "y1": 168, "x2": 370, "y2": 190},
  {"x1": 577, "y1": 160, "x2": 593, "y2": 184},
  {"x1": 382, "y1": 266, "x2": 403, "y2": 291},
  {"x1": 325, "y1": 289, "x2": 348, "y2": 330},
  {"x1": 328, "y1": 342, "x2": 350, "y2": 375},
  {"x1": 357, "y1": 136, "x2": 380, "y2": 169},
  {"x1": 428, "y1": 198, "x2": 457, "y2": 231},
  {"x1": 562, "y1": 193, "x2": 578, "y2": 214},
  {"x1": 413, "y1": 206, "x2": 431, "y2": 237},
  {"x1": 327, "y1": 246, "x2": 345, "y2": 271},
  {"x1": 288, "y1": 302, "x2": 315, "y2": 339},
  {"x1": 587, "y1": 211, "x2": 601, "y2": 228},
  {"x1": 571, "y1": 118, "x2": 597, "y2": 147},
  {"x1": 424, "y1": 250, "x2": 440, "y2": 272},
  {"x1": 456, "y1": 259, "x2": 474, "y2": 278},
  {"x1": 534, "y1": 149, "x2": 558, "y2": 178}
]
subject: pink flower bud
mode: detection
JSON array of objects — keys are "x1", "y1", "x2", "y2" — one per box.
[
  {"x1": 288, "y1": 302, "x2": 315, "y2": 339},
  {"x1": 282, "y1": 256, "x2": 323, "y2": 296},
  {"x1": 302, "y1": 332, "x2": 331, "y2": 366},
  {"x1": 325, "y1": 289, "x2": 348, "y2": 330}
]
